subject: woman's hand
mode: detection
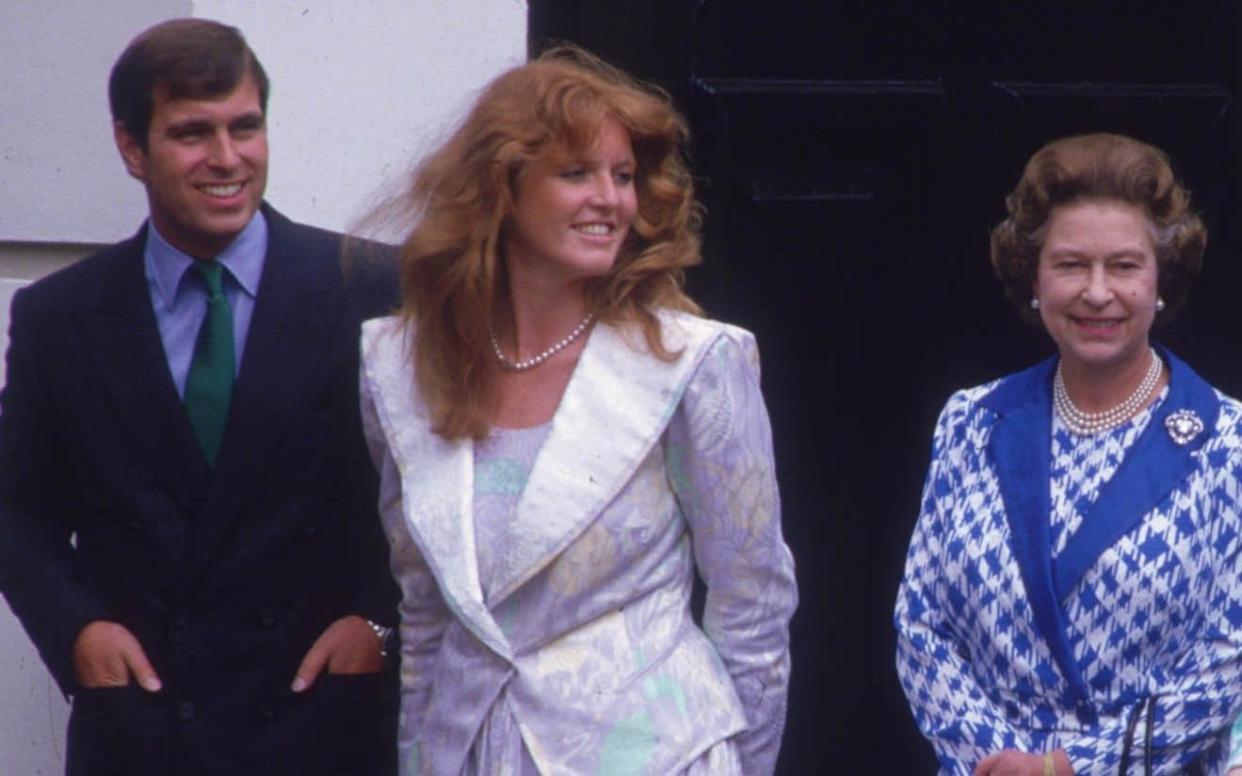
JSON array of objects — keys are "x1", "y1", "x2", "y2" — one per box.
[{"x1": 975, "y1": 749, "x2": 1072, "y2": 776}]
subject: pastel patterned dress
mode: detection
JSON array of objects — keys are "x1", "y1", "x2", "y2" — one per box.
[
  {"x1": 895, "y1": 351, "x2": 1242, "y2": 775},
  {"x1": 468, "y1": 423, "x2": 745, "y2": 774}
]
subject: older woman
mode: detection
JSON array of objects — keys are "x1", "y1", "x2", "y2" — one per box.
[
  {"x1": 358, "y1": 48, "x2": 797, "y2": 775},
  {"x1": 894, "y1": 133, "x2": 1242, "y2": 775}
]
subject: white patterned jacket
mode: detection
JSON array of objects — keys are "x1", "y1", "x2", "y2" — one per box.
[{"x1": 361, "y1": 311, "x2": 797, "y2": 775}]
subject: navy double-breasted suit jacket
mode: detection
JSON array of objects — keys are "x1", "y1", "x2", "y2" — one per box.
[{"x1": 0, "y1": 204, "x2": 400, "y2": 776}]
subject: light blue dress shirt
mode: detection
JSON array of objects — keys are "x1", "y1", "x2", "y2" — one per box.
[{"x1": 143, "y1": 213, "x2": 268, "y2": 398}]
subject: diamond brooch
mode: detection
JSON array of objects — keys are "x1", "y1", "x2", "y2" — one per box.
[{"x1": 1165, "y1": 409, "x2": 1204, "y2": 445}]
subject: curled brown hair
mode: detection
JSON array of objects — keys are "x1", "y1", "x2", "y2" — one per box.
[
  {"x1": 990, "y1": 133, "x2": 1205, "y2": 325},
  {"x1": 394, "y1": 46, "x2": 703, "y2": 439}
]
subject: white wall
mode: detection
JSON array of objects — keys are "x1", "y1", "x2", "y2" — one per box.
[
  {"x1": 0, "y1": 2, "x2": 525, "y2": 771},
  {"x1": 0, "y1": 0, "x2": 526, "y2": 241},
  {"x1": 207, "y1": 0, "x2": 528, "y2": 232},
  {"x1": 0, "y1": 0, "x2": 190, "y2": 243}
]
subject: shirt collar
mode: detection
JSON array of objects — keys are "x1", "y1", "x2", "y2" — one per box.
[{"x1": 144, "y1": 211, "x2": 269, "y2": 305}]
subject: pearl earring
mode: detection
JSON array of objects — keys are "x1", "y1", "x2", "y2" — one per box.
[
  {"x1": 1156, "y1": 298, "x2": 1166, "y2": 312},
  {"x1": 1030, "y1": 298, "x2": 1040, "y2": 310}
]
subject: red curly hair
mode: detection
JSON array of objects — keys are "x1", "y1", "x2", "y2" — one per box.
[{"x1": 395, "y1": 46, "x2": 703, "y2": 439}]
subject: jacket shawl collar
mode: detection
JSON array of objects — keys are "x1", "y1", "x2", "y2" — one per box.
[
  {"x1": 365, "y1": 319, "x2": 506, "y2": 658},
  {"x1": 487, "y1": 315, "x2": 717, "y2": 605},
  {"x1": 364, "y1": 313, "x2": 722, "y2": 660},
  {"x1": 981, "y1": 346, "x2": 1220, "y2": 701}
]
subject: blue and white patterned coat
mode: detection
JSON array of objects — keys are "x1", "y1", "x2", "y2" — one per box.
[{"x1": 895, "y1": 350, "x2": 1242, "y2": 775}]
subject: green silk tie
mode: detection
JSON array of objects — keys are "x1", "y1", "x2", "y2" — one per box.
[{"x1": 184, "y1": 261, "x2": 234, "y2": 465}]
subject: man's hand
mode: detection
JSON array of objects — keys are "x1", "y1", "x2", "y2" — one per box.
[
  {"x1": 291, "y1": 615, "x2": 385, "y2": 692},
  {"x1": 975, "y1": 749, "x2": 1072, "y2": 776},
  {"x1": 72, "y1": 620, "x2": 162, "y2": 691}
]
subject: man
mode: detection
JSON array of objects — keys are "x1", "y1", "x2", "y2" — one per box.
[{"x1": 0, "y1": 19, "x2": 399, "y2": 776}]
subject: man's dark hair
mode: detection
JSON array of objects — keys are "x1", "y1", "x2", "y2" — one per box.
[{"x1": 109, "y1": 18, "x2": 270, "y2": 150}]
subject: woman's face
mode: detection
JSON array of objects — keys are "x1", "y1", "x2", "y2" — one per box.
[
  {"x1": 1033, "y1": 199, "x2": 1160, "y2": 377},
  {"x1": 504, "y1": 117, "x2": 638, "y2": 291}
]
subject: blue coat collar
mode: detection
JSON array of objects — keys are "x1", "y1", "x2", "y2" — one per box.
[{"x1": 979, "y1": 346, "x2": 1219, "y2": 700}]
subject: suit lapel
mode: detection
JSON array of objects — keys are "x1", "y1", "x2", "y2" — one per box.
[
  {"x1": 487, "y1": 315, "x2": 720, "y2": 605},
  {"x1": 982, "y1": 357, "x2": 1090, "y2": 700},
  {"x1": 175, "y1": 209, "x2": 340, "y2": 592},
  {"x1": 361, "y1": 314, "x2": 725, "y2": 655},
  {"x1": 362, "y1": 319, "x2": 511, "y2": 659},
  {"x1": 77, "y1": 230, "x2": 210, "y2": 513},
  {"x1": 1051, "y1": 348, "x2": 1219, "y2": 601}
]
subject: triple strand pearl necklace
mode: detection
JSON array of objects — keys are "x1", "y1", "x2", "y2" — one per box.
[
  {"x1": 489, "y1": 313, "x2": 595, "y2": 372},
  {"x1": 1053, "y1": 347, "x2": 1163, "y2": 436}
]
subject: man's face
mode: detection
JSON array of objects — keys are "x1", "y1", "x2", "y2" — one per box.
[{"x1": 115, "y1": 72, "x2": 268, "y2": 259}]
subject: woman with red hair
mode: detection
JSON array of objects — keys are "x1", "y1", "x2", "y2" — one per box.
[{"x1": 360, "y1": 47, "x2": 797, "y2": 775}]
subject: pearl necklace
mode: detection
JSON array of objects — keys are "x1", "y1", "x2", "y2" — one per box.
[
  {"x1": 489, "y1": 314, "x2": 595, "y2": 372},
  {"x1": 1053, "y1": 347, "x2": 1162, "y2": 436}
]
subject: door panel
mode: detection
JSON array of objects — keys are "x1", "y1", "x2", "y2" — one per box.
[{"x1": 531, "y1": 3, "x2": 1241, "y2": 771}]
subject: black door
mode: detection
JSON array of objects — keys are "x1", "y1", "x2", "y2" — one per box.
[{"x1": 532, "y1": 3, "x2": 1241, "y2": 772}]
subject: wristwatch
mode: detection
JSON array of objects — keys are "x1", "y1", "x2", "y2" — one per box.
[{"x1": 364, "y1": 619, "x2": 394, "y2": 659}]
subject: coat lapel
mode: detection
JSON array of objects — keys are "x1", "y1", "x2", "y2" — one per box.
[
  {"x1": 361, "y1": 320, "x2": 511, "y2": 659},
  {"x1": 176, "y1": 208, "x2": 341, "y2": 592},
  {"x1": 982, "y1": 357, "x2": 1090, "y2": 700},
  {"x1": 487, "y1": 315, "x2": 720, "y2": 605},
  {"x1": 77, "y1": 230, "x2": 210, "y2": 513},
  {"x1": 361, "y1": 314, "x2": 725, "y2": 656},
  {"x1": 1051, "y1": 348, "x2": 1220, "y2": 601}
]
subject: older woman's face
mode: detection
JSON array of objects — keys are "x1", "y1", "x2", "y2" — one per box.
[
  {"x1": 505, "y1": 117, "x2": 637, "y2": 290},
  {"x1": 1032, "y1": 199, "x2": 1159, "y2": 378}
]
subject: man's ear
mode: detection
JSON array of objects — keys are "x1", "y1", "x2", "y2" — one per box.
[{"x1": 113, "y1": 121, "x2": 147, "y2": 181}]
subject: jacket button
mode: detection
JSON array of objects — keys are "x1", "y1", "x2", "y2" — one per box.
[
  {"x1": 177, "y1": 701, "x2": 195, "y2": 720},
  {"x1": 258, "y1": 608, "x2": 276, "y2": 627},
  {"x1": 259, "y1": 704, "x2": 275, "y2": 721}
]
